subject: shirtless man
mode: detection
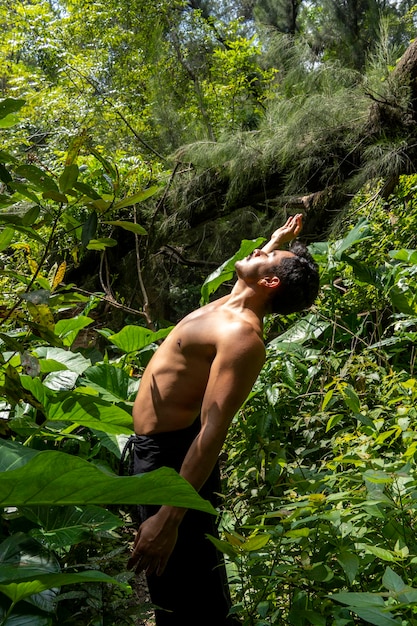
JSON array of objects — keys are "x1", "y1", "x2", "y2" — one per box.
[{"x1": 127, "y1": 214, "x2": 319, "y2": 625}]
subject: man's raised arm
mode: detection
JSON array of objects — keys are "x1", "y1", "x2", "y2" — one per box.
[{"x1": 262, "y1": 213, "x2": 303, "y2": 253}]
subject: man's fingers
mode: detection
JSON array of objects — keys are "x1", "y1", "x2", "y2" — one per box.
[{"x1": 156, "y1": 557, "x2": 169, "y2": 576}]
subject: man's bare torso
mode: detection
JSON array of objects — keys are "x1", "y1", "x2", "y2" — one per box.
[{"x1": 132, "y1": 294, "x2": 264, "y2": 435}]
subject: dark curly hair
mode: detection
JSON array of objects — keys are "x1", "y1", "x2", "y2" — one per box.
[{"x1": 269, "y1": 242, "x2": 319, "y2": 315}]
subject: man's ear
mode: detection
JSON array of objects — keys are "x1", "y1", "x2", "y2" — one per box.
[{"x1": 258, "y1": 275, "x2": 281, "y2": 289}]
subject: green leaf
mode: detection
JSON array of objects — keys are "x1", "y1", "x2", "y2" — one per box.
[
  {"x1": 0, "y1": 440, "x2": 40, "y2": 472},
  {"x1": 33, "y1": 347, "x2": 91, "y2": 375},
  {"x1": 21, "y1": 205, "x2": 41, "y2": 226},
  {"x1": 389, "y1": 249, "x2": 417, "y2": 265},
  {"x1": 59, "y1": 164, "x2": 79, "y2": 192},
  {"x1": 0, "y1": 226, "x2": 14, "y2": 251},
  {"x1": 333, "y1": 219, "x2": 372, "y2": 260},
  {"x1": 382, "y1": 567, "x2": 406, "y2": 594},
  {"x1": 25, "y1": 505, "x2": 122, "y2": 549},
  {"x1": 112, "y1": 185, "x2": 160, "y2": 209},
  {"x1": 81, "y1": 211, "x2": 98, "y2": 246},
  {"x1": 41, "y1": 390, "x2": 133, "y2": 435},
  {"x1": 341, "y1": 385, "x2": 360, "y2": 413},
  {"x1": 0, "y1": 610, "x2": 49, "y2": 626},
  {"x1": 352, "y1": 608, "x2": 401, "y2": 626},
  {"x1": 9, "y1": 182, "x2": 40, "y2": 204},
  {"x1": 200, "y1": 238, "x2": 265, "y2": 305},
  {"x1": 42, "y1": 190, "x2": 68, "y2": 203},
  {"x1": 54, "y1": 315, "x2": 93, "y2": 347},
  {"x1": 337, "y1": 551, "x2": 359, "y2": 584},
  {"x1": 330, "y1": 592, "x2": 385, "y2": 608},
  {"x1": 0, "y1": 451, "x2": 216, "y2": 513},
  {"x1": 90, "y1": 147, "x2": 117, "y2": 180},
  {"x1": 240, "y1": 534, "x2": 270, "y2": 552},
  {"x1": 86, "y1": 237, "x2": 117, "y2": 250},
  {"x1": 73, "y1": 181, "x2": 101, "y2": 200},
  {"x1": 0, "y1": 570, "x2": 126, "y2": 604},
  {"x1": 80, "y1": 364, "x2": 132, "y2": 402},
  {"x1": 206, "y1": 534, "x2": 239, "y2": 559},
  {"x1": 0, "y1": 98, "x2": 26, "y2": 120},
  {"x1": 15, "y1": 165, "x2": 59, "y2": 193},
  {"x1": 0, "y1": 113, "x2": 21, "y2": 128},
  {"x1": 322, "y1": 388, "x2": 334, "y2": 411},
  {"x1": 326, "y1": 413, "x2": 343, "y2": 432},
  {"x1": 344, "y1": 255, "x2": 379, "y2": 285},
  {"x1": 108, "y1": 325, "x2": 173, "y2": 353},
  {"x1": 268, "y1": 313, "x2": 330, "y2": 348},
  {"x1": 103, "y1": 220, "x2": 147, "y2": 235},
  {"x1": 285, "y1": 528, "x2": 310, "y2": 538},
  {"x1": 358, "y1": 543, "x2": 397, "y2": 562}
]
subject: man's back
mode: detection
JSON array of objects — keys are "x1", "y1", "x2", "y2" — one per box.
[{"x1": 132, "y1": 294, "x2": 265, "y2": 435}]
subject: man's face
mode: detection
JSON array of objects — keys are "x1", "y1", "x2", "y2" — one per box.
[{"x1": 235, "y1": 248, "x2": 295, "y2": 283}]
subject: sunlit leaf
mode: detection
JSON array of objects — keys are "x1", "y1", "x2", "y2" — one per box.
[
  {"x1": 200, "y1": 238, "x2": 265, "y2": 305},
  {"x1": 86, "y1": 237, "x2": 117, "y2": 250},
  {"x1": 0, "y1": 451, "x2": 216, "y2": 514},
  {"x1": 104, "y1": 220, "x2": 147, "y2": 235},
  {"x1": 0, "y1": 226, "x2": 14, "y2": 251},
  {"x1": 112, "y1": 185, "x2": 160, "y2": 209},
  {"x1": 108, "y1": 325, "x2": 173, "y2": 352}
]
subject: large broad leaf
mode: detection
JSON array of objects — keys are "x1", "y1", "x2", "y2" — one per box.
[
  {"x1": 21, "y1": 376, "x2": 133, "y2": 434},
  {"x1": 23, "y1": 505, "x2": 122, "y2": 549},
  {"x1": 108, "y1": 325, "x2": 173, "y2": 353},
  {"x1": 80, "y1": 364, "x2": 132, "y2": 402},
  {"x1": 33, "y1": 348, "x2": 91, "y2": 375},
  {"x1": 46, "y1": 393, "x2": 133, "y2": 435},
  {"x1": 0, "y1": 451, "x2": 216, "y2": 514},
  {"x1": 200, "y1": 238, "x2": 265, "y2": 305},
  {"x1": 0, "y1": 570, "x2": 127, "y2": 604},
  {"x1": 268, "y1": 313, "x2": 330, "y2": 349},
  {"x1": 0, "y1": 533, "x2": 60, "y2": 613},
  {"x1": 0, "y1": 441, "x2": 39, "y2": 472},
  {"x1": 332, "y1": 219, "x2": 372, "y2": 260},
  {"x1": 54, "y1": 315, "x2": 94, "y2": 347}
]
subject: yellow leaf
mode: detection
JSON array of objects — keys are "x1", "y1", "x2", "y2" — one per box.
[
  {"x1": 28, "y1": 258, "x2": 38, "y2": 274},
  {"x1": 52, "y1": 261, "x2": 66, "y2": 291}
]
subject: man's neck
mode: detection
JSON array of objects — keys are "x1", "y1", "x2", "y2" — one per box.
[{"x1": 224, "y1": 279, "x2": 268, "y2": 324}]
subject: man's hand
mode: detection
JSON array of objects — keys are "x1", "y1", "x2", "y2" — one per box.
[
  {"x1": 262, "y1": 213, "x2": 303, "y2": 253},
  {"x1": 127, "y1": 510, "x2": 179, "y2": 576}
]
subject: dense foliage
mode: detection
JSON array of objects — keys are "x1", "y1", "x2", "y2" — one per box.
[{"x1": 1, "y1": 0, "x2": 417, "y2": 624}]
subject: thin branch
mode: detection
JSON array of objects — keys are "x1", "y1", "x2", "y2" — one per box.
[
  {"x1": 69, "y1": 286, "x2": 149, "y2": 318},
  {"x1": 134, "y1": 206, "x2": 155, "y2": 330}
]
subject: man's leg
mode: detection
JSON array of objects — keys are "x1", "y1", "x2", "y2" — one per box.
[
  {"x1": 146, "y1": 466, "x2": 240, "y2": 625},
  {"x1": 131, "y1": 425, "x2": 240, "y2": 625}
]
